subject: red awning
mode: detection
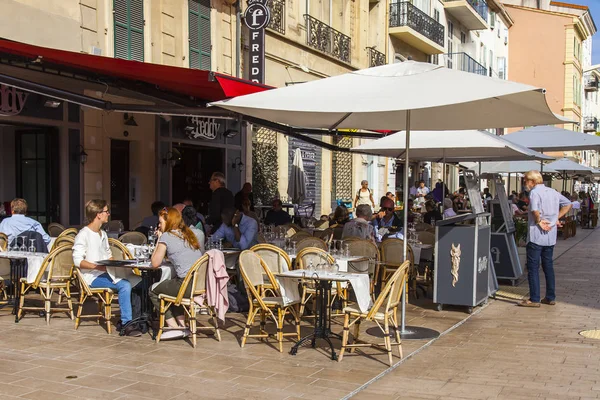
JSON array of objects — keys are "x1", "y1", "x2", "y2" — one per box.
[{"x1": 0, "y1": 39, "x2": 271, "y2": 102}]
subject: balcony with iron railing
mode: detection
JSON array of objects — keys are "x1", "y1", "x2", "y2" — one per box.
[
  {"x1": 266, "y1": 0, "x2": 285, "y2": 35},
  {"x1": 388, "y1": 2, "x2": 445, "y2": 55},
  {"x1": 443, "y1": 0, "x2": 489, "y2": 31},
  {"x1": 584, "y1": 116, "x2": 598, "y2": 133},
  {"x1": 585, "y1": 75, "x2": 599, "y2": 92},
  {"x1": 445, "y1": 52, "x2": 486, "y2": 75},
  {"x1": 367, "y1": 47, "x2": 386, "y2": 67},
  {"x1": 304, "y1": 15, "x2": 351, "y2": 63}
]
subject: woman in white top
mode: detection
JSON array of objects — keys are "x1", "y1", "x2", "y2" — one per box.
[
  {"x1": 72, "y1": 200, "x2": 136, "y2": 333},
  {"x1": 354, "y1": 180, "x2": 375, "y2": 211}
]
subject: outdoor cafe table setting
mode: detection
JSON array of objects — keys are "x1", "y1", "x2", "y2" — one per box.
[{"x1": 276, "y1": 261, "x2": 372, "y2": 360}]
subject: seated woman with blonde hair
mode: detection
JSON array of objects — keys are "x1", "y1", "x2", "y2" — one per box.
[{"x1": 149, "y1": 207, "x2": 205, "y2": 339}]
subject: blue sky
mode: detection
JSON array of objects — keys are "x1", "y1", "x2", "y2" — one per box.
[{"x1": 575, "y1": 0, "x2": 600, "y2": 64}]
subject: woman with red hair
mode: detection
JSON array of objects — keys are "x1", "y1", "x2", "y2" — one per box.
[{"x1": 150, "y1": 207, "x2": 204, "y2": 339}]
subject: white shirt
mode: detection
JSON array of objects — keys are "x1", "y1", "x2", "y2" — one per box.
[
  {"x1": 73, "y1": 227, "x2": 112, "y2": 284},
  {"x1": 571, "y1": 200, "x2": 581, "y2": 210},
  {"x1": 443, "y1": 208, "x2": 457, "y2": 218}
]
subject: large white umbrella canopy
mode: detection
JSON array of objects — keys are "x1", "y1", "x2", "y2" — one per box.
[
  {"x1": 463, "y1": 161, "x2": 558, "y2": 174},
  {"x1": 545, "y1": 158, "x2": 594, "y2": 175},
  {"x1": 211, "y1": 62, "x2": 567, "y2": 130},
  {"x1": 352, "y1": 130, "x2": 553, "y2": 162},
  {"x1": 503, "y1": 125, "x2": 600, "y2": 152}
]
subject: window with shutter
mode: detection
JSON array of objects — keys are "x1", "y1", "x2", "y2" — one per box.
[
  {"x1": 114, "y1": 0, "x2": 144, "y2": 61},
  {"x1": 189, "y1": 0, "x2": 212, "y2": 70}
]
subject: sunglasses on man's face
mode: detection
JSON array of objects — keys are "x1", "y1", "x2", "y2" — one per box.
[{"x1": 381, "y1": 207, "x2": 394, "y2": 212}]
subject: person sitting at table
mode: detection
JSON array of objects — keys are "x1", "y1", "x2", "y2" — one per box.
[
  {"x1": 141, "y1": 201, "x2": 165, "y2": 229},
  {"x1": 181, "y1": 205, "x2": 207, "y2": 237},
  {"x1": 212, "y1": 208, "x2": 258, "y2": 250},
  {"x1": 241, "y1": 198, "x2": 260, "y2": 226},
  {"x1": 509, "y1": 196, "x2": 526, "y2": 216},
  {"x1": 342, "y1": 204, "x2": 375, "y2": 242},
  {"x1": 0, "y1": 198, "x2": 51, "y2": 248},
  {"x1": 423, "y1": 201, "x2": 443, "y2": 225},
  {"x1": 372, "y1": 198, "x2": 403, "y2": 242},
  {"x1": 73, "y1": 199, "x2": 141, "y2": 336},
  {"x1": 331, "y1": 205, "x2": 350, "y2": 226},
  {"x1": 443, "y1": 198, "x2": 457, "y2": 219},
  {"x1": 149, "y1": 207, "x2": 205, "y2": 339},
  {"x1": 264, "y1": 199, "x2": 291, "y2": 226}
]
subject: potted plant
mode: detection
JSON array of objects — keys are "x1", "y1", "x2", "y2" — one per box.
[{"x1": 513, "y1": 218, "x2": 527, "y2": 247}]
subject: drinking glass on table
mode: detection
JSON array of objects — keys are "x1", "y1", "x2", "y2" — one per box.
[
  {"x1": 134, "y1": 247, "x2": 144, "y2": 263},
  {"x1": 344, "y1": 243, "x2": 350, "y2": 258},
  {"x1": 19, "y1": 236, "x2": 27, "y2": 252},
  {"x1": 28, "y1": 239, "x2": 36, "y2": 253}
]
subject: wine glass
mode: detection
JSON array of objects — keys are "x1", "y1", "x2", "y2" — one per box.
[
  {"x1": 291, "y1": 241, "x2": 297, "y2": 257},
  {"x1": 134, "y1": 247, "x2": 143, "y2": 263},
  {"x1": 19, "y1": 236, "x2": 27, "y2": 252},
  {"x1": 344, "y1": 243, "x2": 350, "y2": 258},
  {"x1": 28, "y1": 239, "x2": 36, "y2": 253},
  {"x1": 332, "y1": 240, "x2": 339, "y2": 256}
]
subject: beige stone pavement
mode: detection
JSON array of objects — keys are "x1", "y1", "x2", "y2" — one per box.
[
  {"x1": 353, "y1": 227, "x2": 600, "y2": 400},
  {"x1": 0, "y1": 228, "x2": 597, "y2": 400}
]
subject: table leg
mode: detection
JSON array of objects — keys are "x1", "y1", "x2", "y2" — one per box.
[
  {"x1": 290, "y1": 279, "x2": 340, "y2": 360},
  {"x1": 10, "y1": 259, "x2": 26, "y2": 323},
  {"x1": 124, "y1": 270, "x2": 157, "y2": 337}
]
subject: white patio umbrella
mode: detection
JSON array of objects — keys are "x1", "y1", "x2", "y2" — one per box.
[
  {"x1": 288, "y1": 148, "x2": 307, "y2": 204},
  {"x1": 545, "y1": 158, "x2": 594, "y2": 192},
  {"x1": 463, "y1": 161, "x2": 558, "y2": 174},
  {"x1": 211, "y1": 61, "x2": 567, "y2": 338},
  {"x1": 503, "y1": 125, "x2": 600, "y2": 152}
]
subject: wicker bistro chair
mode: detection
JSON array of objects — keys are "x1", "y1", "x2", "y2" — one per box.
[
  {"x1": 379, "y1": 238, "x2": 415, "y2": 300},
  {"x1": 107, "y1": 220, "x2": 125, "y2": 233},
  {"x1": 296, "y1": 237, "x2": 328, "y2": 252},
  {"x1": 47, "y1": 223, "x2": 66, "y2": 237},
  {"x1": 415, "y1": 223, "x2": 434, "y2": 233},
  {"x1": 289, "y1": 231, "x2": 312, "y2": 242},
  {"x1": 282, "y1": 223, "x2": 303, "y2": 238},
  {"x1": 19, "y1": 245, "x2": 75, "y2": 324},
  {"x1": 249, "y1": 244, "x2": 292, "y2": 297},
  {"x1": 52, "y1": 236, "x2": 74, "y2": 251},
  {"x1": 345, "y1": 239, "x2": 380, "y2": 296},
  {"x1": 239, "y1": 250, "x2": 300, "y2": 353},
  {"x1": 0, "y1": 232, "x2": 7, "y2": 251},
  {"x1": 74, "y1": 268, "x2": 115, "y2": 334},
  {"x1": 57, "y1": 227, "x2": 78, "y2": 238},
  {"x1": 108, "y1": 238, "x2": 133, "y2": 260},
  {"x1": 156, "y1": 254, "x2": 221, "y2": 347},
  {"x1": 119, "y1": 231, "x2": 148, "y2": 245},
  {"x1": 0, "y1": 233, "x2": 8, "y2": 301},
  {"x1": 417, "y1": 231, "x2": 435, "y2": 246},
  {"x1": 339, "y1": 261, "x2": 410, "y2": 367},
  {"x1": 313, "y1": 228, "x2": 334, "y2": 245}
]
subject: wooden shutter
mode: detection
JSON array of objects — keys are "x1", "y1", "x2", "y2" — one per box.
[
  {"x1": 114, "y1": 0, "x2": 144, "y2": 61},
  {"x1": 189, "y1": 0, "x2": 212, "y2": 70}
]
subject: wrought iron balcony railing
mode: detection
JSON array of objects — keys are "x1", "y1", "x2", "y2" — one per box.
[
  {"x1": 445, "y1": 52, "x2": 486, "y2": 75},
  {"x1": 367, "y1": 47, "x2": 386, "y2": 67},
  {"x1": 267, "y1": 0, "x2": 285, "y2": 35},
  {"x1": 584, "y1": 116, "x2": 598, "y2": 132},
  {"x1": 445, "y1": 0, "x2": 488, "y2": 23},
  {"x1": 304, "y1": 15, "x2": 351, "y2": 63},
  {"x1": 389, "y1": 2, "x2": 444, "y2": 48}
]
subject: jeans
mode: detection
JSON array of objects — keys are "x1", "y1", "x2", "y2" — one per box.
[
  {"x1": 526, "y1": 242, "x2": 555, "y2": 303},
  {"x1": 90, "y1": 273, "x2": 133, "y2": 323}
]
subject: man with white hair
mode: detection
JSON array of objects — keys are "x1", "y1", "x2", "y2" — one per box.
[
  {"x1": 342, "y1": 204, "x2": 375, "y2": 242},
  {"x1": 206, "y1": 172, "x2": 234, "y2": 234},
  {"x1": 519, "y1": 170, "x2": 571, "y2": 308}
]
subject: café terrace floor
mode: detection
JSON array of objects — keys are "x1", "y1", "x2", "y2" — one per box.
[{"x1": 0, "y1": 230, "x2": 592, "y2": 400}]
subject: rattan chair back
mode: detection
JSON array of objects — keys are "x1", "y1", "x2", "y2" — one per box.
[
  {"x1": 295, "y1": 247, "x2": 334, "y2": 269},
  {"x1": 379, "y1": 238, "x2": 414, "y2": 266},
  {"x1": 48, "y1": 223, "x2": 66, "y2": 237},
  {"x1": 108, "y1": 238, "x2": 133, "y2": 260},
  {"x1": 250, "y1": 244, "x2": 291, "y2": 274},
  {"x1": 107, "y1": 220, "x2": 124, "y2": 233},
  {"x1": 58, "y1": 228, "x2": 78, "y2": 238},
  {"x1": 32, "y1": 245, "x2": 74, "y2": 286},
  {"x1": 74, "y1": 268, "x2": 94, "y2": 297},
  {"x1": 119, "y1": 231, "x2": 147, "y2": 245},
  {"x1": 282, "y1": 223, "x2": 302, "y2": 237},
  {"x1": 172, "y1": 254, "x2": 209, "y2": 304},
  {"x1": 0, "y1": 233, "x2": 7, "y2": 251},
  {"x1": 239, "y1": 250, "x2": 279, "y2": 309},
  {"x1": 296, "y1": 237, "x2": 328, "y2": 252},
  {"x1": 417, "y1": 231, "x2": 435, "y2": 245},
  {"x1": 368, "y1": 261, "x2": 409, "y2": 320},
  {"x1": 313, "y1": 228, "x2": 333, "y2": 244},
  {"x1": 52, "y1": 236, "x2": 74, "y2": 251},
  {"x1": 290, "y1": 231, "x2": 311, "y2": 242},
  {"x1": 415, "y1": 223, "x2": 434, "y2": 232}
]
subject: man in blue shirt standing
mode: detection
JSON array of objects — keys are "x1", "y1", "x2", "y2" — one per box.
[
  {"x1": 212, "y1": 208, "x2": 258, "y2": 250},
  {"x1": 519, "y1": 171, "x2": 571, "y2": 307},
  {"x1": 0, "y1": 198, "x2": 51, "y2": 247}
]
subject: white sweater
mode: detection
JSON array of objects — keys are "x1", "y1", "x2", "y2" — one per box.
[{"x1": 72, "y1": 227, "x2": 112, "y2": 284}]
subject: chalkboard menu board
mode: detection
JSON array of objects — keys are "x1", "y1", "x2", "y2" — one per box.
[
  {"x1": 490, "y1": 176, "x2": 515, "y2": 233},
  {"x1": 464, "y1": 170, "x2": 485, "y2": 215}
]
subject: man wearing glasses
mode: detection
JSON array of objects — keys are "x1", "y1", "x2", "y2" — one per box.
[
  {"x1": 72, "y1": 199, "x2": 140, "y2": 336},
  {"x1": 372, "y1": 197, "x2": 403, "y2": 242}
]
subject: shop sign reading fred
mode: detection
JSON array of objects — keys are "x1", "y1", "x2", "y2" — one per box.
[
  {"x1": 0, "y1": 84, "x2": 29, "y2": 116},
  {"x1": 244, "y1": 0, "x2": 270, "y2": 84},
  {"x1": 185, "y1": 117, "x2": 221, "y2": 140}
]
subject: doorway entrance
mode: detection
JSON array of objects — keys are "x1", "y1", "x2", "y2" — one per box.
[
  {"x1": 110, "y1": 140, "x2": 130, "y2": 229},
  {"x1": 15, "y1": 127, "x2": 60, "y2": 225},
  {"x1": 171, "y1": 144, "x2": 225, "y2": 215}
]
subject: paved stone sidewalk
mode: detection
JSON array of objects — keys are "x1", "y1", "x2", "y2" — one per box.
[{"x1": 353, "y1": 228, "x2": 600, "y2": 400}]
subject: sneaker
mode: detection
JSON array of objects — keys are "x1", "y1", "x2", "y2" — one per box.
[{"x1": 160, "y1": 329, "x2": 186, "y2": 340}]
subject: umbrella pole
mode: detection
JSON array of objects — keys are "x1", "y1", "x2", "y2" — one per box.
[
  {"x1": 442, "y1": 151, "x2": 446, "y2": 205},
  {"x1": 401, "y1": 111, "x2": 410, "y2": 333},
  {"x1": 396, "y1": 110, "x2": 439, "y2": 341},
  {"x1": 507, "y1": 173, "x2": 511, "y2": 195},
  {"x1": 478, "y1": 162, "x2": 482, "y2": 192},
  {"x1": 540, "y1": 149, "x2": 544, "y2": 173}
]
